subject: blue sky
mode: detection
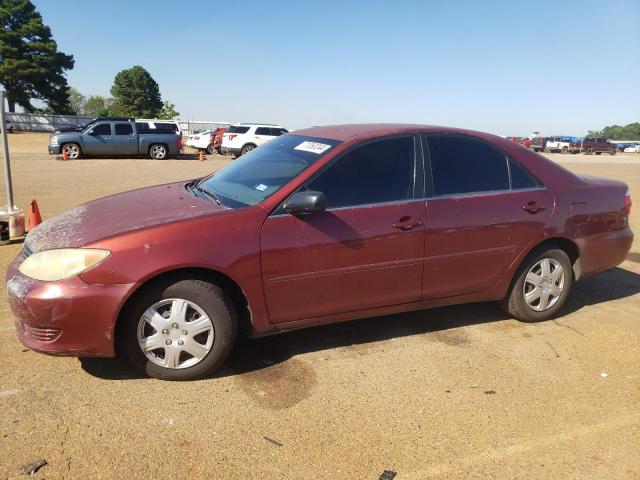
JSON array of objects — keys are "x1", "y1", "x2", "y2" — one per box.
[{"x1": 34, "y1": 0, "x2": 640, "y2": 136}]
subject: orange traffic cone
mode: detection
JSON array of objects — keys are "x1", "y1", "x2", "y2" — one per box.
[
  {"x1": 199, "y1": 150, "x2": 205, "y2": 161},
  {"x1": 28, "y1": 199, "x2": 43, "y2": 231},
  {"x1": 62, "y1": 148, "x2": 69, "y2": 161}
]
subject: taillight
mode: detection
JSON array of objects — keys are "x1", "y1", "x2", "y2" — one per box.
[
  {"x1": 624, "y1": 189, "x2": 632, "y2": 215},
  {"x1": 177, "y1": 135, "x2": 183, "y2": 148}
]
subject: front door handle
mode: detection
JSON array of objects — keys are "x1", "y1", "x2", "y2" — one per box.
[
  {"x1": 522, "y1": 201, "x2": 545, "y2": 214},
  {"x1": 393, "y1": 217, "x2": 424, "y2": 230}
]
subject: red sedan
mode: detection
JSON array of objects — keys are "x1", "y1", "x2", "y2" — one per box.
[{"x1": 7, "y1": 124, "x2": 633, "y2": 380}]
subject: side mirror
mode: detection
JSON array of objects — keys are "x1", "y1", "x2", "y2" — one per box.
[{"x1": 283, "y1": 191, "x2": 326, "y2": 215}]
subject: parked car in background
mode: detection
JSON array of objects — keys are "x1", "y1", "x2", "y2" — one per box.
[
  {"x1": 12, "y1": 124, "x2": 633, "y2": 380},
  {"x1": 623, "y1": 144, "x2": 640, "y2": 153},
  {"x1": 221, "y1": 123, "x2": 288, "y2": 157},
  {"x1": 185, "y1": 129, "x2": 214, "y2": 149},
  {"x1": 569, "y1": 137, "x2": 616, "y2": 155},
  {"x1": 545, "y1": 136, "x2": 576, "y2": 154},
  {"x1": 48, "y1": 119, "x2": 182, "y2": 159},
  {"x1": 530, "y1": 136, "x2": 547, "y2": 152}
]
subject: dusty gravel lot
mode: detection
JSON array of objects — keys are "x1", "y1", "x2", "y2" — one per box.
[{"x1": 1, "y1": 133, "x2": 639, "y2": 479}]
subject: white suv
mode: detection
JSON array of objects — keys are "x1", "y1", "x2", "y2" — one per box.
[{"x1": 221, "y1": 123, "x2": 288, "y2": 157}]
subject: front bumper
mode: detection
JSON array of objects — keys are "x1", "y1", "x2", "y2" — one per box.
[
  {"x1": 6, "y1": 253, "x2": 135, "y2": 357},
  {"x1": 48, "y1": 145, "x2": 61, "y2": 155}
]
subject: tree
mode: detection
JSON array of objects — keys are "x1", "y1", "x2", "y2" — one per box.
[
  {"x1": 110, "y1": 66, "x2": 163, "y2": 118},
  {"x1": 0, "y1": 0, "x2": 74, "y2": 112},
  {"x1": 67, "y1": 87, "x2": 85, "y2": 115},
  {"x1": 587, "y1": 122, "x2": 640, "y2": 140},
  {"x1": 83, "y1": 95, "x2": 113, "y2": 117},
  {"x1": 156, "y1": 101, "x2": 179, "y2": 120}
]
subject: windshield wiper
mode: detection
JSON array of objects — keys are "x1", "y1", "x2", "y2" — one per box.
[{"x1": 193, "y1": 185, "x2": 222, "y2": 206}]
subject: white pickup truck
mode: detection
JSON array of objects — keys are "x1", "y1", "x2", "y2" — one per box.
[{"x1": 545, "y1": 136, "x2": 574, "y2": 154}]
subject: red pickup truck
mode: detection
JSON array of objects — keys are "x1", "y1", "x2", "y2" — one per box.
[{"x1": 569, "y1": 137, "x2": 616, "y2": 155}]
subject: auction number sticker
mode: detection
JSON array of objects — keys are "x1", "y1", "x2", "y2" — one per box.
[{"x1": 294, "y1": 141, "x2": 332, "y2": 154}]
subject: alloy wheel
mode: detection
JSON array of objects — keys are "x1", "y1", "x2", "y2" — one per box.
[{"x1": 63, "y1": 144, "x2": 80, "y2": 159}]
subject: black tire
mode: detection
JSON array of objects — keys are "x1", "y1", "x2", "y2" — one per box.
[
  {"x1": 500, "y1": 248, "x2": 573, "y2": 323},
  {"x1": 62, "y1": 143, "x2": 81, "y2": 159},
  {"x1": 609, "y1": 149, "x2": 616, "y2": 156},
  {"x1": 561, "y1": 146, "x2": 568, "y2": 154},
  {"x1": 595, "y1": 151, "x2": 601, "y2": 155},
  {"x1": 240, "y1": 143, "x2": 256, "y2": 156},
  {"x1": 121, "y1": 278, "x2": 237, "y2": 380},
  {"x1": 149, "y1": 144, "x2": 168, "y2": 160},
  {"x1": 206, "y1": 144, "x2": 216, "y2": 155},
  {"x1": 585, "y1": 148, "x2": 592, "y2": 155}
]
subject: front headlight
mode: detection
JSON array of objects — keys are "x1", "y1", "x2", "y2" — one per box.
[
  {"x1": 50, "y1": 136, "x2": 59, "y2": 146},
  {"x1": 19, "y1": 248, "x2": 110, "y2": 281}
]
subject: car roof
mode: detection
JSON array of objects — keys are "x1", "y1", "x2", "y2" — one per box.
[{"x1": 292, "y1": 123, "x2": 505, "y2": 143}]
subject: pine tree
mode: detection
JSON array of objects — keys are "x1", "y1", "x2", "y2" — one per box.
[
  {"x1": 0, "y1": 0, "x2": 74, "y2": 113},
  {"x1": 110, "y1": 66, "x2": 163, "y2": 118}
]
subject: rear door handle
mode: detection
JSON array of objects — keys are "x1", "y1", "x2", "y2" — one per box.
[
  {"x1": 393, "y1": 217, "x2": 424, "y2": 230},
  {"x1": 522, "y1": 201, "x2": 545, "y2": 214}
]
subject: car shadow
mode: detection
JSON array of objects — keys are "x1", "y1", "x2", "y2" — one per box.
[{"x1": 79, "y1": 266, "x2": 640, "y2": 381}]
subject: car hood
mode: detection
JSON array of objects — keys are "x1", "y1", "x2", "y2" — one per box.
[{"x1": 25, "y1": 181, "x2": 225, "y2": 253}]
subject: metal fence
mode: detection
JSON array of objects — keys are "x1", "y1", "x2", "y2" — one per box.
[
  {"x1": 177, "y1": 121, "x2": 232, "y2": 136},
  {"x1": 6, "y1": 113, "x2": 232, "y2": 136},
  {"x1": 6, "y1": 113, "x2": 94, "y2": 132}
]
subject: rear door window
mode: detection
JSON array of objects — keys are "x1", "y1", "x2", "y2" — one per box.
[
  {"x1": 115, "y1": 123, "x2": 133, "y2": 135},
  {"x1": 255, "y1": 127, "x2": 272, "y2": 136},
  {"x1": 509, "y1": 158, "x2": 541, "y2": 189},
  {"x1": 307, "y1": 137, "x2": 415, "y2": 209},
  {"x1": 426, "y1": 135, "x2": 509, "y2": 196}
]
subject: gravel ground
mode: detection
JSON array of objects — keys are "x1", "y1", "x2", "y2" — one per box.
[{"x1": 0, "y1": 133, "x2": 639, "y2": 479}]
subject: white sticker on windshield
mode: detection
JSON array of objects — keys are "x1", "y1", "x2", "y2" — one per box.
[
  {"x1": 294, "y1": 141, "x2": 331, "y2": 154},
  {"x1": 255, "y1": 183, "x2": 268, "y2": 192}
]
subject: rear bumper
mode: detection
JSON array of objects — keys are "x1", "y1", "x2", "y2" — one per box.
[
  {"x1": 48, "y1": 145, "x2": 61, "y2": 155},
  {"x1": 578, "y1": 227, "x2": 634, "y2": 278},
  {"x1": 6, "y1": 254, "x2": 135, "y2": 357}
]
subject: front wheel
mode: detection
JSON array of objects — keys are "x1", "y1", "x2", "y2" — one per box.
[
  {"x1": 561, "y1": 146, "x2": 568, "y2": 154},
  {"x1": 500, "y1": 248, "x2": 573, "y2": 322},
  {"x1": 122, "y1": 279, "x2": 237, "y2": 380},
  {"x1": 149, "y1": 144, "x2": 168, "y2": 159},
  {"x1": 206, "y1": 144, "x2": 216, "y2": 155},
  {"x1": 62, "y1": 143, "x2": 81, "y2": 159},
  {"x1": 609, "y1": 149, "x2": 616, "y2": 156}
]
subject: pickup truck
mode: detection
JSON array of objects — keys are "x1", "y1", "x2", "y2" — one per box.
[
  {"x1": 568, "y1": 137, "x2": 616, "y2": 155},
  {"x1": 545, "y1": 136, "x2": 580, "y2": 153},
  {"x1": 48, "y1": 119, "x2": 182, "y2": 159}
]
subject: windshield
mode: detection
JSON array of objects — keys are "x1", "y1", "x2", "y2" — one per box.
[{"x1": 196, "y1": 135, "x2": 341, "y2": 207}]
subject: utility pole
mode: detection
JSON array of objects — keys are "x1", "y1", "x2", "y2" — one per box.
[{"x1": 0, "y1": 91, "x2": 15, "y2": 211}]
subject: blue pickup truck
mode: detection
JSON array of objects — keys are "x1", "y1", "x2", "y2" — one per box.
[{"x1": 48, "y1": 119, "x2": 182, "y2": 159}]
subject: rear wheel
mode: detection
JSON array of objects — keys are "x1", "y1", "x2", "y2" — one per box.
[
  {"x1": 62, "y1": 143, "x2": 81, "y2": 159},
  {"x1": 609, "y1": 149, "x2": 616, "y2": 156},
  {"x1": 561, "y1": 146, "x2": 568, "y2": 154},
  {"x1": 206, "y1": 144, "x2": 216, "y2": 155},
  {"x1": 149, "y1": 144, "x2": 168, "y2": 159},
  {"x1": 501, "y1": 248, "x2": 573, "y2": 322},
  {"x1": 122, "y1": 279, "x2": 237, "y2": 380},
  {"x1": 240, "y1": 143, "x2": 256, "y2": 156}
]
